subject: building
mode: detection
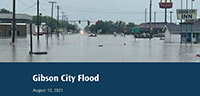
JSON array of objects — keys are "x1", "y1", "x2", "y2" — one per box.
[
  {"x1": 0, "y1": 23, "x2": 29, "y2": 38},
  {"x1": 134, "y1": 22, "x2": 177, "y2": 34},
  {"x1": 163, "y1": 23, "x2": 200, "y2": 43},
  {"x1": 0, "y1": 13, "x2": 32, "y2": 38},
  {"x1": 0, "y1": 13, "x2": 32, "y2": 22}
]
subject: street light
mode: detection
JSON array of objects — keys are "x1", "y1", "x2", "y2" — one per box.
[
  {"x1": 154, "y1": 11, "x2": 156, "y2": 30},
  {"x1": 145, "y1": 8, "x2": 147, "y2": 30},
  {"x1": 149, "y1": 0, "x2": 152, "y2": 40},
  {"x1": 170, "y1": 11, "x2": 173, "y2": 23},
  {"x1": 191, "y1": 0, "x2": 195, "y2": 9}
]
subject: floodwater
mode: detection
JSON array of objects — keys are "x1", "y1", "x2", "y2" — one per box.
[{"x1": 0, "y1": 33, "x2": 200, "y2": 62}]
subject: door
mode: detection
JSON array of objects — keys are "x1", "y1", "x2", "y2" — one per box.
[{"x1": 0, "y1": 30, "x2": 2, "y2": 37}]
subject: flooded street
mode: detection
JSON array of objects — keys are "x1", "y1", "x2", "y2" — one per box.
[{"x1": 0, "y1": 33, "x2": 200, "y2": 62}]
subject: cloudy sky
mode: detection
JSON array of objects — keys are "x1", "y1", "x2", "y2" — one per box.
[{"x1": 0, "y1": 0, "x2": 199, "y2": 27}]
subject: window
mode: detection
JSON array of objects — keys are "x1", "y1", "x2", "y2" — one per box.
[
  {"x1": 9, "y1": 31, "x2": 12, "y2": 37},
  {"x1": 0, "y1": 30, "x2": 2, "y2": 37},
  {"x1": 193, "y1": 33, "x2": 195, "y2": 38},
  {"x1": 17, "y1": 31, "x2": 20, "y2": 36},
  {"x1": 8, "y1": 31, "x2": 20, "y2": 37}
]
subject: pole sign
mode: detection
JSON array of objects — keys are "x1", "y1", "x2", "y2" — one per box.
[
  {"x1": 132, "y1": 28, "x2": 140, "y2": 33},
  {"x1": 177, "y1": 9, "x2": 197, "y2": 20},
  {"x1": 159, "y1": 3, "x2": 173, "y2": 8},
  {"x1": 159, "y1": 0, "x2": 173, "y2": 8}
]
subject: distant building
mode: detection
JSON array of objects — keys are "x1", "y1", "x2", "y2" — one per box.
[
  {"x1": 163, "y1": 23, "x2": 200, "y2": 43},
  {"x1": 0, "y1": 23, "x2": 33, "y2": 38},
  {"x1": 0, "y1": 13, "x2": 32, "y2": 38},
  {"x1": 134, "y1": 22, "x2": 177, "y2": 34},
  {"x1": 0, "y1": 13, "x2": 32, "y2": 22},
  {"x1": 186, "y1": 19, "x2": 200, "y2": 25}
]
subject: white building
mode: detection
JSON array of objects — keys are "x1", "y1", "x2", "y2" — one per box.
[{"x1": 163, "y1": 23, "x2": 200, "y2": 43}]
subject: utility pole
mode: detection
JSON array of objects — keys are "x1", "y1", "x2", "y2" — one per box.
[
  {"x1": 165, "y1": 9, "x2": 167, "y2": 24},
  {"x1": 61, "y1": 12, "x2": 65, "y2": 37},
  {"x1": 180, "y1": 0, "x2": 183, "y2": 44},
  {"x1": 154, "y1": 11, "x2": 156, "y2": 30},
  {"x1": 29, "y1": 24, "x2": 33, "y2": 54},
  {"x1": 61, "y1": 12, "x2": 65, "y2": 21},
  {"x1": 12, "y1": 0, "x2": 16, "y2": 44},
  {"x1": 186, "y1": 0, "x2": 188, "y2": 44},
  {"x1": 56, "y1": 5, "x2": 61, "y2": 35},
  {"x1": 66, "y1": 17, "x2": 68, "y2": 33},
  {"x1": 145, "y1": 8, "x2": 147, "y2": 31},
  {"x1": 49, "y1": 1, "x2": 57, "y2": 36},
  {"x1": 61, "y1": 12, "x2": 65, "y2": 30},
  {"x1": 164, "y1": 0, "x2": 167, "y2": 24},
  {"x1": 191, "y1": 0, "x2": 194, "y2": 44},
  {"x1": 37, "y1": 0, "x2": 40, "y2": 40},
  {"x1": 149, "y1": 0, "x2": 152, "y2": 39},
  {"x1": 170, "y1": 11, "x2": 173, "y2": 23}
]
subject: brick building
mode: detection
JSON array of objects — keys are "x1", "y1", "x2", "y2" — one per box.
[{"x1": 0, "y1": 13, "x2": 32, "y2": 38}]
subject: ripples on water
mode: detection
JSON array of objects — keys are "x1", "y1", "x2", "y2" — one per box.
[{"x1": 0, "y1": 34, "x2": 200, "y2": 62}]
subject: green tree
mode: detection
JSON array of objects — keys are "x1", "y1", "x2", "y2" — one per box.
[
  {"x1": 0, "y1": 8, "x2": 11, "y2": 13},
  {"x1": 95, "y1": 20, "x2": 110, "y2": 34},
  {"x1": 126, "y1": 22, "x2": 136, "y2": 28},
  {"x1": 85, "y1": 20, "x2": 135, "y2": 34},
  {"x1": 32, "y1": 16, "x2": 78, "y2": 32},
  {"x1": 33, "y1": 16, "x2": 59, "y2": 31}
]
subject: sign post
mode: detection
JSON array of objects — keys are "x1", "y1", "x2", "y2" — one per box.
[
  {"x1": 159, "y1": 0, "x2": 173, "y2": 24},
  {"x1": 177, "y1": 9, "x2": 197, "y2": 44},
  {"x1": 177, "y1": 9, "x2": 197, "y2": 20}
]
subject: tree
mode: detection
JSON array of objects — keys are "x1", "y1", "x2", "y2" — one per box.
[
  {"x1": 85, "y1": 20, "x2": 136, "y2": 34},
  {"x1": 32, "y1": 16, "x2": 57, "y2": 30},
  {"x1": 0, "y1": 8, "x2": 11, "y2": 13},
  {"x1": 95, "y1": 20, "x2": 110, "y2": 34},
  {"x1": 126, "y1": 22, "x2": 136, "y2": 28},
  {"x1": 32, "y1": 16, "x2": 78, "y2": 32}
]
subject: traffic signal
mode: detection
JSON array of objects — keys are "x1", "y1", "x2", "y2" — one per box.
[
  {"x1": 87, "y1": 21, "x2": 90, "y2": 26},
  {"x1": 79, "y1": 20, "x2": 81, "y2": 24},
  {"x1": 151, "y1": 28, "x2": 153, "y2": 31}
]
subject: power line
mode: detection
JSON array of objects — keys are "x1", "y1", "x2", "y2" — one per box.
[
  {"x1": 30, "y1": 0, "x2": 35, "y2": 3},
  {"x1": 18, "y1": 0, "x2": 31, "y2": 8},
  {"x1": 61, "y1": 8, "x2": 165, "y2": 15},
  {"x1": 40, "y1": 5, "x2": 50, "y2": 14},
  {"x1": 39, "y1": 0, "x2": 51, "y2": 14},
  {"x1": 49, "y1": 1, "x2": 57, "y2": 33},
  {"x1": 18, "y1": 0, "x2": 49, "y2": 15},
  {"x1": 17, "y1": 0, "x2": 37, "y2": 13},
  {"x1": 19, "y1": 3, "x2": 37, "y2": 13}
]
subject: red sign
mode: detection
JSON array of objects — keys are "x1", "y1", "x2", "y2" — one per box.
[{"x1": 159, "y1": 3, "x2": 173, "y2": 8}]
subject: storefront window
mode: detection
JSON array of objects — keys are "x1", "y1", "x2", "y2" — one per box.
[
  {"x1": 9, "y1": 31, "x2": 12, "y2": 37},
  {"x1": 17, "y1": 31, "x2": 20, "y2": 36}
]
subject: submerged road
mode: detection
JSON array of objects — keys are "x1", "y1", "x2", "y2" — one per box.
[{"x1": 0, "y1": 33, "x2": 200, "y2": 62}]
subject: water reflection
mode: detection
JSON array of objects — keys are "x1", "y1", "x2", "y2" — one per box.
[
  {"x1": 29, "y1": 54, "x2": 33, "y2": 62},
  {"x1": 11, "y1": 45, "x2": 16, "y2": 62},
  {"x1": 1, "y1": 34, "x2": 200, "y2": 62}
]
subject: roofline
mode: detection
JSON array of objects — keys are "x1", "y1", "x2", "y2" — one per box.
[
  {"x1": 0, "y1": 13, "x2": 32, "y2": 21},
  {"x1": 0, "y1": 23, "x2": 27, "y2": 25},
  {"x1": 169, "y1": 31, "x2": 200, "y2": 33}
]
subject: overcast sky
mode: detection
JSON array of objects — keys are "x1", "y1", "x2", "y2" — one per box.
[{"x1": 0, "y1": 0, "x2": 199, "y2": 28}]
